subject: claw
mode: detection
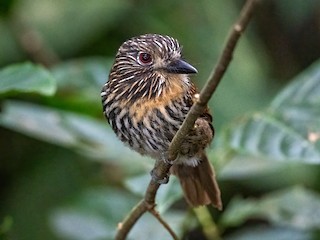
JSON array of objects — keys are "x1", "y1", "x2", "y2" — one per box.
[
  {"x1": 160, "y1": 152, "x2": 175, "y2": 165},
  {"x1": 150, "y1": 169, "x2": 170, "y2": 184}
]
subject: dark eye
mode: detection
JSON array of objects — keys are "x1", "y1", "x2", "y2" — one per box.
[{"x1": 138, "y1": 52, "x2": 152, "y2": 65}]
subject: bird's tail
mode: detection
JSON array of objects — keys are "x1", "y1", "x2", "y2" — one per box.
[{"x1": 171, "y1": 153, "x2": 222, "y2": 210}]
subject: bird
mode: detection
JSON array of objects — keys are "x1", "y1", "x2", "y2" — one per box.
[{"x1": 101, "y1": 34, "x2": 222, "y2": 210}]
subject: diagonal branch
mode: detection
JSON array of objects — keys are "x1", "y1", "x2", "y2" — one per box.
[
  {"x1": 115, "y1": 200, "x2": 148, "y2": 240},
  {"x1": 168, "y1": 0, "x2": 259, "y2": 161},
  {"x1": 149, "y1": 208, "x2": 180, "y2": 240},
  {"x1": 115, "y1": 0, "x2": 259, "y2": 239}
]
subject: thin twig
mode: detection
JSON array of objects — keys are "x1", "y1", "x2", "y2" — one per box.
[
  {"x1": 115, "y1": 174, "x2": 168, "y2": 239},
  {"x1": 149, "y1": 208, "x2": 180, "y2": 240},
  {"x1": 115, "y1": 0, "x2": 259, "y2": 239}
]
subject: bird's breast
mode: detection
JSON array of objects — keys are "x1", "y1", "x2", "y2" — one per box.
[
  {"x1": 104, "y1": 95, "x2": 191, "y2": 157},
  {"x1": 125, "y1": 92, "x2": 190, "y2": 156},
  {"x1": 102, "y1": 75, "x2": 195, "y2": 157}
]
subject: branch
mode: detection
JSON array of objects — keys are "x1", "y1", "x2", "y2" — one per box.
[
  {"x1": 116, "y1": 200, "x2": 148, "y2": 240},
  {"x1": 115, "y1": 0, "x2": 259, "y2": 239},
  {"x1": 149, "y1": 208, "x2": 179, "y2": 240},
  {"x1": 116, "y1": 192, "x2": 179, "y2": 240},
  {"x1": 168, "y1": 0, "x2": 259, "y2": 161}
]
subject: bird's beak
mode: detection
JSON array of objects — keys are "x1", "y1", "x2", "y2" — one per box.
[{"x1": 166, "y1": 59, "x2": 198, "y2": 74}]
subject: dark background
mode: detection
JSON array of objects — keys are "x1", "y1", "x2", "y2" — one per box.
[{"x1": 0, "y1": 0, "x2": 320, "y2": 239}]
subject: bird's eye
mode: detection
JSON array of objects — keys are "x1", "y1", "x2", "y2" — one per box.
[{"x1": 138, "y1": 52, "x2": 152, "y2": 65}]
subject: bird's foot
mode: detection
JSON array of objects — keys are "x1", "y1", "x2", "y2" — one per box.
[
  {"x1": 150, "y1": 156, "x2": 172, "y2": 184},
  {"x1": 160, "y1": 152, "x2": 175, "y2": 165},
  {"x1": 150, "y1": 169, "x2": 170, "y2": 184}
]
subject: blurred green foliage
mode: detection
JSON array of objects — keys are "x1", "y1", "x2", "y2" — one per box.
[{"x1": 0, "y1": 0, "x2": 320, "y2": 239}]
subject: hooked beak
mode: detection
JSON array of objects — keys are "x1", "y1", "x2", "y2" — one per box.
[{"x1": 166, "y1": 59, "x2": 198, "y2": 74}]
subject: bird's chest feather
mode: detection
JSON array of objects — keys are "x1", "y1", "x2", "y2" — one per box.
[{"x1": 104, "y1": 77, "x2": 194, "y2": 157}]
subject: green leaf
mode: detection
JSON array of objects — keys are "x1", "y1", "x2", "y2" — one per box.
[
  {"x1": 0, "y1": 101, "x2": 145, "y2": 172},
  {"x1": 221, "y1": 60, "x2": 320, "y2": 163},
  {"x1": 0, "y1": 62, "x2": 56, "y2": 96},
  {"x1": 52, "y1": 57, "x2": 111, "y2": 89},
  {"x1": 225, "y1": 226, "x2": 313, "y2": 240},
  {"x1": 48, "y1": 57, "x2": 112, "y2": 114},
  {"x1": 51, "y1": 57, "x2": 111, "y2": 101},
  {"x1": 271, "y1": 62, "x2": 320, "y2": 109},
  {"x1": 271, "y1": 60, "x2": 320, "y2": 140},
  {"x1": 221, "y1": 186, "x2": 320, "y2": 230},
  {"x1": 50, "y1": 187, "x2": 138, "y2": 240},
  {"x1": 51, "y1": 210, "x2": 113, "y2": 240},
  {"x1": 50, "y1": 187, "x2": 185, "y2": 240},
  {"x1": 223, "y1": 113, "x2": 320, "y2": 162},
  {"x1": 219, "y1": 156, "x2": 320, "y2": 191}
]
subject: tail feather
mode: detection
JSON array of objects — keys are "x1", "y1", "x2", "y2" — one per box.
[{"x1": 171, "y1": 154, "x2": 222, "y2": 210}]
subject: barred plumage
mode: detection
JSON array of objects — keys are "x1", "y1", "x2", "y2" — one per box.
[{"x1": 101, "y1": 34, "x2": 222, "y2": 209}]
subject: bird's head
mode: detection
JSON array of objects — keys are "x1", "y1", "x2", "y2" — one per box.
[{"x1": 108, "y1": 34, "x2": 197, "y2": 102}]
